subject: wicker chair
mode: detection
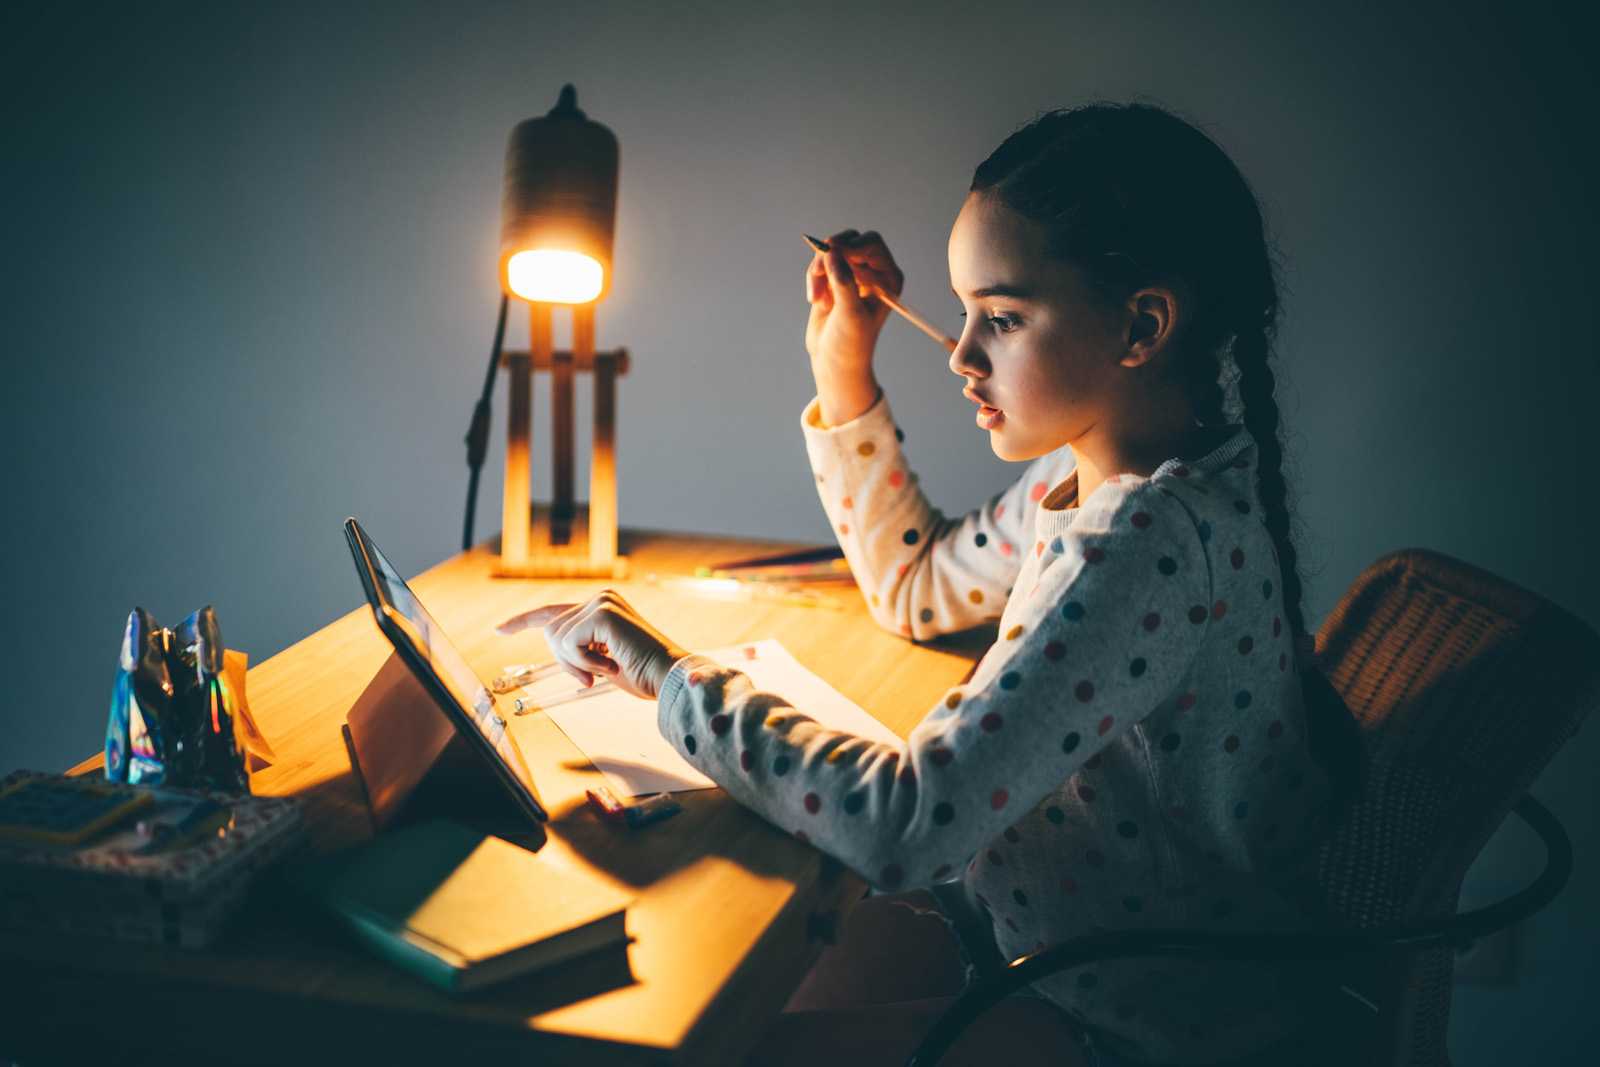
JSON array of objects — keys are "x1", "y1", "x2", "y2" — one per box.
[{"x1": 909, "y1": 548, "x2": 1599, "y2": 1067}]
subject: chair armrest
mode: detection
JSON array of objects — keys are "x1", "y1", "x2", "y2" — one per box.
[{"x1": 906, "y1": 794, "x2": 1570, "y2": 1067}]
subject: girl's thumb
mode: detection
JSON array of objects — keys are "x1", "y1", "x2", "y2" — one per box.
[{"x1": 824, "y1": 249, "x2": 865, "y2": 312}]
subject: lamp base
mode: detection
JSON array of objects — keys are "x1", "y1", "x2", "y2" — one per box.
[{"x1": 494, "y1": 502, "x2": 630, "y2": 579}]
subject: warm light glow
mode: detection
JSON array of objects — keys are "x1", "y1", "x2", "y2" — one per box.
[{"x1": 506, "y1": 249, "x2": 604, "y2": 303}]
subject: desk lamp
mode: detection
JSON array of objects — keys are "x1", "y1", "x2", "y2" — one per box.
[{"x1": 462, "y1": 84, "x2": 630, "y2": 578}]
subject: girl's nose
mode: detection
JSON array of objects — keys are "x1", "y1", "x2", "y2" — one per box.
[{"x1": 948, "y1": 329, "x2": 989, "y2": 380}]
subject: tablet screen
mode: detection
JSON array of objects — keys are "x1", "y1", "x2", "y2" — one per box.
[{"x1": 347, "y1": 521, "x2": 540, "y2": 808}]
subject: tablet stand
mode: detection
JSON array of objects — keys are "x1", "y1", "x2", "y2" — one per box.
[{"x1": 342, "y1": 653, "x2": 543, "y2": 848}]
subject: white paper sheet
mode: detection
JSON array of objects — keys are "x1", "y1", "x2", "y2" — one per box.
[{"x1": 513, "y1": 638, "x2": 901, "y2": 796}]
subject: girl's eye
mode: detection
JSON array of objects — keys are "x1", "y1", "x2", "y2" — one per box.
[{"x1": 956, "y1": 312, "x2": 1020, "y2": 333}]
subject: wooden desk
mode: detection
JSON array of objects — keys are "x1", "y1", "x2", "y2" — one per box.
[{"x1": 1, "y1": 528, "x2": 995, "y2": 1066}]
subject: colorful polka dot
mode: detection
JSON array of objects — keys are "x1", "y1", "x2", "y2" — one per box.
[
  {"x1": 1230, "y1": 547, "x2": 1245, "y2": 569},
  {"x1": 888, "y1": 469, "x2": 905, "y2": 488},
  {"x1": 945, "y1": 692, "x2": 962, "y2": 710},
  {"x1": 999, "y1": 541, "x2": 1014, "y2": 557},
  {"x1": 1030, "y1": 481, "x2": 1048, "y2": 502},
  {"x1": 981, "y1": 712, "x2": 1004, "y2": 732},
  {"x1": 1157, "y1": 556, "x2": 1177, "y2": 576},
  {"x1": 1062, "y1": 732, "x2": 1081, "y2": 754},
  {"x1": 1098, "y1": 715, "x2": 1115, "y2": 736},
  {"x1": 1062, "y1": 601, "x2": 1086, "y2": 621},
  {"x1": 933, "y1": 802, "x2": 955, "y2": 825},
  {"x1": 710, "y1": 714, "x2": 732, "y2": 735},
  {"x1": 1176, "y1": 691, "x2": 1197, "y2": 712},
  {"x1": 773, "y1": 754, "x2": 790, "y2": 775},
  {"x1": 1131, "y1": 511, "x2": 1152, "y2": 529},
  {"x1": 803, "y1": 792, "x2": 821, "y2": 813},
  {"x1": 1224, "y1": 735, "x2": 1241, "y2": 753},
  {"x1": 1234, "y1": 690, "x2": 1252, "y2": 709},
  {"x1": 1238, "y1": 636, "x2": 1254, "y2": 654},
  {"x1": 1142, "y1": 612, "x2": 1162, "y2": 632},
  {"x1": 1000, "y1": 672, "x2": 1021, "y2": 690},
  {"x1": 1273, "y1": 616, "x2": 1283, "y2": 637},
  {"x1": 920, "y1": 607, "x2": 935, "y2": 624},
  {"x1": 968, "y1": 589, "x2": 984, "y2": 604},
  {"x1": 1077, "y1": 784, "x2": 1097, "y2": 803},
  {"x1": 1262, "y1": 579, "x2": 1273, "y2": 599},
  {"x1": 1012, "y1": 888, "x2": 1029, "y2": 907},
  {"x1": 1197, "y1": 520, "x2": 1212, "y2": 543},
  {"x1": 991, "y1": 789, "x2": 1009, "y2": 809},
  {"x1": 838, "y1": 524, "x2": 849, "y2": 535},
  {"x1": 841, "y1": 495, "x2": 853, "y2": 509},
  {"x1": 1049, "y1": 537, "x2": 1063, "y2": 553},
  {"x1": 895, "y1": 427, "x2": 905, "y2": 442},
  {"x1": 1004, "y1": 826, "x2": 1021, "y2": 843},
  {"x1": 857, "y1": 442, "x2": 876, "y2": 457},
  {"x1": 684, "y1": 734, "x2": 697, "y2": 754},
  {"x1": 930, "y1": 747, "x2": 954, "y2": 767},
  {"x1": 902, "y1": 528, "x2": 919, "y2": 545},
  {"x1": 1188, "y1": 605, "x2": 1207, "y2": 624},
  {"x1": 795, "y1": 829, "x2": 809, "y2": 843},
  {"x1": 1129, "y1": 657, "x2": 1147, "y2": 677},
  {"x1": 740, "y1": 750, "x2": 754, "y2": 771},
  {"x1": 1160, "y1": 732, "x2": 1181, "y2": 752},
  {"x1": 1084, "y1": 546, "x2": 1105, "y2": 564},
  {"x1": 843, "y1": 791, "x2": 865, "y2": 814},
  {"x1": 1006, "y1": 624, "x2": 1024, "y2": 640},
  {"x1": 1075, "y1": 680, "x2": 1095, "y2": 702},
  {"x1": 1046, "y1": 805, "x2": 1065, "y2": 824},
  {"x1": 1212, "y1": 600, "x2": 1228, "y2": 620}
]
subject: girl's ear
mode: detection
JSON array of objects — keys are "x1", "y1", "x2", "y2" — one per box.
[{"x1": 1119, "y1": 286, "x2": 1182, "y2": 368}]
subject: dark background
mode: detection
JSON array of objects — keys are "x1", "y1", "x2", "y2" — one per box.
[{"x1": 3, "y1": 1, "x2": 1595, "y2": 1059}]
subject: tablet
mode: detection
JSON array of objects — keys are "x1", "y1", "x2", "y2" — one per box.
[{"x1": 344, "y1": 517, "x2": 548, "y2": 823}]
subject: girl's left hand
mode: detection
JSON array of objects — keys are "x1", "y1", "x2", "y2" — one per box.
[{"x1": 495, "y1": 589, "x2": 691, "y2": 701}]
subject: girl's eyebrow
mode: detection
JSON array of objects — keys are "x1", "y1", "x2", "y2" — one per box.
[{"x1": 952, "y1": 283, "x2": 1035, "y2": 300}]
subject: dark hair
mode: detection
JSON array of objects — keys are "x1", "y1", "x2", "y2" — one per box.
[{"x1": 971, "y1": 101, "x2": 1362, "y2": 811}]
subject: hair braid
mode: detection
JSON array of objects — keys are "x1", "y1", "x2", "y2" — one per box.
[{"x1": 1230, "y1": 318, "x2": 1311, "y2": 663}]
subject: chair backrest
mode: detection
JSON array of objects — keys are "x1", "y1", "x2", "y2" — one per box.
[{"x1": 1306, "y1": 548, "x2": 1600, "y2": 1065}]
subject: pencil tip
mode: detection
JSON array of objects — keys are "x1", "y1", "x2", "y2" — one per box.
[{"x1": 803, "y1": 234, "x2": 828, "y2": 251}]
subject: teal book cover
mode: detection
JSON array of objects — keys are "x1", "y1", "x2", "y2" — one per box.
[{"x1": 287, "y1": 819, "x2": 632, "y2": 993}]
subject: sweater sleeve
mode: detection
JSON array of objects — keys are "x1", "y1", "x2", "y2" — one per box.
[
  {"x1": 800, "y1": 390, "x2": 1067, "y2": 640},
  {"x1": 657, "y1": 478, "x2": 1211, "y2": 892}
]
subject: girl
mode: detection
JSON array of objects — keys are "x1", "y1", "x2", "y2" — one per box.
[{"x1": 502, "y1": 101, "x2": 1354, "y2": 1066}]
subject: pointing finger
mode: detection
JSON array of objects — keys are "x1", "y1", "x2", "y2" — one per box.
[{"x1": 496, "y1": 603, "x2": 577, "y2": 635}]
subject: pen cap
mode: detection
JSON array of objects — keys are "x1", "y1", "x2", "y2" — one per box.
[{"x1": 499, "y1": 84, "x2": 619, "y2": 305}]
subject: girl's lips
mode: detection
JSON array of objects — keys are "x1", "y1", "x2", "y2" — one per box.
[{"x1": 976, "y1": 405, "x2": 1004, "y2": 430}]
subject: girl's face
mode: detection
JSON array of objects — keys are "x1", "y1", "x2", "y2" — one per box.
[{"x1": 947, "y1": 191, "x2": 1130, "y2": 462}]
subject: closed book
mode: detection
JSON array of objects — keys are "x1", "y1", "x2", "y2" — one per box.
[{"x1": 289, "y1": 819, "x2": 632, "y2": 993}]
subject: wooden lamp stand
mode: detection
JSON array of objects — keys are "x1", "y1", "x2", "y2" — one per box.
[{"x1": 495, "y1": 298, "x2": 630, "y2": 579}]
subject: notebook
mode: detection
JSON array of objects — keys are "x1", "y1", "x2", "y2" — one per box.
[{"x1": 289, "y1": 819, "x2": 632, "y2": 993}]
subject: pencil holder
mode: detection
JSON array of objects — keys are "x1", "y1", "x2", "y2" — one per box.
[{"x1": 105, "y1": 606, "x2": 273, "y2": 793}]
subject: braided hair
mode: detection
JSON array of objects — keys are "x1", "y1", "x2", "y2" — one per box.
[{"x1": 970, "y1": 101, "x2": 1360, "y2": 806}]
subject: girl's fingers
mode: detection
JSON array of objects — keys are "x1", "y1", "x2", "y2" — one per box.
[{"x1": 497, "y1": 602, "x2": 577, "y2": 634}]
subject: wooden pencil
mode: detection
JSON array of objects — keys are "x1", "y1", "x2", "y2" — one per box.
[{"x1": 804, "y1": 234, "x2": 959, "y2": 352}]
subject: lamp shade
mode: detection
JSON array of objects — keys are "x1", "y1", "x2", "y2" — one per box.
[{"x1": 499, "y1": 85, "x2": 619, "y2": 304}]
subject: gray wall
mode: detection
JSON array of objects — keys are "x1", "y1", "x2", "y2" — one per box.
[{"x1": 4, "y1": 1, "x2": 1594, "y2": 1059}]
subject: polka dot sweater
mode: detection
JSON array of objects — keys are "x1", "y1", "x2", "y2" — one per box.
[{"x1": 656, "y1": 390, "x2": 1334, "y2": 1065}]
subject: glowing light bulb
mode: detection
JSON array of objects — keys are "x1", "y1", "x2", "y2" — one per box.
[{"x1": 506, "y1": 249, "x2": 604, "y2": 303}]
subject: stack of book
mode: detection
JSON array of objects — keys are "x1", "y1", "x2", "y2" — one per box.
[{"x1": 0, "y1": 769, "x2": 304, "y2": 948}]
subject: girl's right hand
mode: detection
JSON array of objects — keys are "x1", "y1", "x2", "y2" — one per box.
[{"x1": 804, "y1": 229, "x2": 906, "y2": 377}]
